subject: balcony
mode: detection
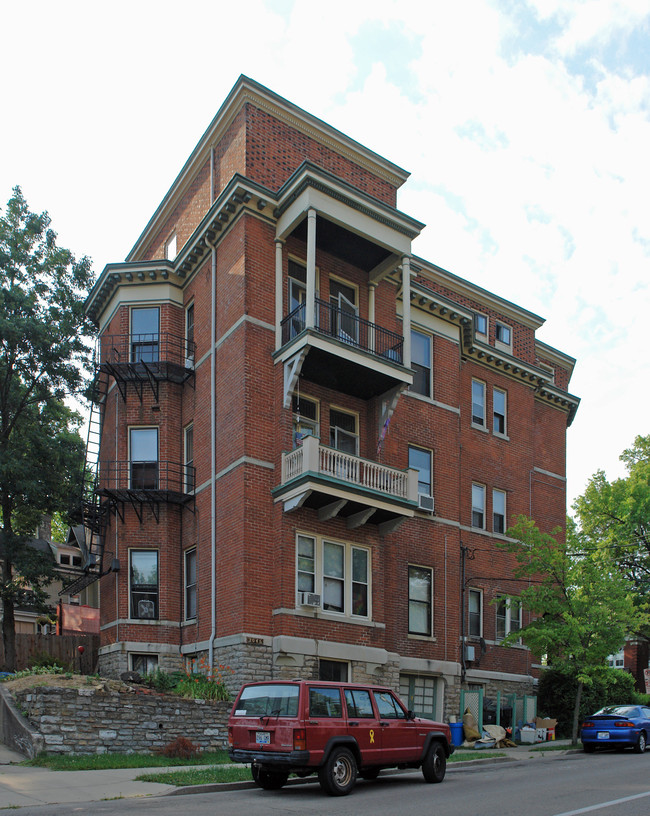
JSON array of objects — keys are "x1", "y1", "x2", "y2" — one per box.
[
  {"x1": 274, "y1": 435, "x2": 418, "y2": 536},
  {"x1": 278, "y1": 299, "x2": 412, "y2": 400},
  {"x1": 98, "y1": 332, "x2": 195, "y2": 401},
  {"x1": 97, "y1": 460, "x2": 196, "y2": 519}
]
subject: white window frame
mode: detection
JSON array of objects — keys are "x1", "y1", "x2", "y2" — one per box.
[
  {"x1": 130, "y1": 306, "x2": 160, "y2": 363},
  {"x1": 292, "y1": 394, "x2": 320, "y2": 447},
  {"x1": 329, "y1": 406, "x2": 359, "y2": 456},
  {"x1": 496, "y1": 597, "x2": 522, "y2": 641},
  {"x1": 185, "y1": 302, "x2": 195, "y2": 362},
  {"x1": 472, "y1": 483, "x2": 486, "y2": 529},
  {"x1": 493, "y1": 488, "x2": 506, "y2": 534},
  {"x1": 129, "y1": 426, "x2": 159, "y2": 489},
  {"x1": 495, "y1": 321, "x2": 512, "y2": 350},
  {"x1": 468, "y1": 588, "x2": 483, "y2": 637},
  {"x1": 410, "y1": 328, "x2": 432, "y2": 398},
  {"x1": 184, "y1": 548, "x2": 197, "y2": 621},
  {"x1": 408, "y1": 564, "x2": 433, "y2": 637},
  {"x1": 165, "y1": 233, "x2": 177, "y2": 261},
  {"x1": 184, "y1": 424, "x2": 194, "y2": 493},
  {"x1": 295, "y1": 534, "x2": 371, "y2": 619},
  {"x1": 408, "y1": 445, "x2": 432, "y2": 497},
  {"x1": 475, "y1": 312, "x2": 488, "y2": 337},
  {"x1": 471, "y1": 379, "x2": 486, "y2": 428},
  {"x1": 129, "y1": 549, "x2": 159, "y2": 621},
  {"x1": 493, "y1": 387, "x2": 507, "y2": 436}
]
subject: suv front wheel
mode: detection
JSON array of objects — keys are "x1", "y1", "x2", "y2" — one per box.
[
  {"x1": 318, "y1": 746, "x2": 357, "y2": 796},
  {"x1": 422, "y1": 742, "x2": 446, "y2": 783}
]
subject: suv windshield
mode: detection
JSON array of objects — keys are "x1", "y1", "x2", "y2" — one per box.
[{"x1": 235, "y1": 684, "x2": 300, "y2": 717}]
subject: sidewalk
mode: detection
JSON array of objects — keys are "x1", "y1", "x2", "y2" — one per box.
[{"x1": 0, "y1": 740, "x2": 578, "y2": 808}]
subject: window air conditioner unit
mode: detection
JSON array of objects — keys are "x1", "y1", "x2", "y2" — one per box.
[
  {"x1": 464, "y1": 645, "x2": 476, "y2": 661},
  {"x1": 299, "y1": 592, "x2": 321, "y2": 608},
  {"x1": 185, "y1": 355, "x2": 195, "y2": 370},
  {"x1": 418, "y1": 494, "x2": 435, "y2": 513}
]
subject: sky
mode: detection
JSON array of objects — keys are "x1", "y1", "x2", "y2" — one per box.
[{"x1": 2, "y1": 0, "x2": 649, "y2": 510}]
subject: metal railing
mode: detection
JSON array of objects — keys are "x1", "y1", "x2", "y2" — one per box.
[
  {"x1": 282, "y1": 435, "x2": 417, "y2": 502},
  {"x1": 97, "y1": 460, "x2": 195, "y2": 495},
  {"x1": 98, "y1": 332, "x2": 196, "y2": 369},
  {"x1": 281, "y1": 300, "x2": 403, "y2": 363}
]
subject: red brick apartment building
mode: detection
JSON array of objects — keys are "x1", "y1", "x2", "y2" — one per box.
[{"x1": 77, "y1": 76, "x2": 579, "y2": 720}]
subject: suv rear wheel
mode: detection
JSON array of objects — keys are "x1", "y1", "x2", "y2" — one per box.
[
  {"x1": 422, "y1": 742, "x2": 446, "y2": 783},
  {"x1": 251, "y1": 765, "x2": 289, "y2": 790},
  {"x1": 318, "y1": 746, "x2": 357, "y2": 796}
]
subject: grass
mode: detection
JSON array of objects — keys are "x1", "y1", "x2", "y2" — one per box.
[
  {"x1": 137, "y1": 765, "x2": 253, "y2": 785},
  {"x1": 26, "y1": 750, "x2": 231, "y2": 771},
  {"x1": 528, "y1": 742, "x2": 579, "y2": 752}
]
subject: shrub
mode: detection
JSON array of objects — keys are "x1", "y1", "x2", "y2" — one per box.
[
  {"x1": 29, "y1": 652, "x2": 71, "y2": 672},
  {"x1": 144, "y1": 668, "x2": 182, "y2": 693},
  {"x1": 538, "y1": 666, "x2": 637, "y2": 737},
  {"x1": 158, "y1": 737, "x2": 200, "y2": 758},
  {"x1": 175, "y1": 673, "x2": 231, "y2": 701}
]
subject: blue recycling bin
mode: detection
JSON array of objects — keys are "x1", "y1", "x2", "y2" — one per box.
[{"x1": 449, "y1": 721, "x2": 464, "y2": 747}]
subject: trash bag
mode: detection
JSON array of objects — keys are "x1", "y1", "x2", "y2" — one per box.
[{"x1": 462, "y1": 708, "x2": 481, "y2": 742}]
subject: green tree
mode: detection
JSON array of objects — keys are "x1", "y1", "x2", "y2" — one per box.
[
  {"x1": 497, "y1": 516, "x2": 650, "y2": 744},
  {"x1": 573, "y1": 434, "x2": 650, "y2": 602},
  {"x1": 0, "y1": 186, "x2": 94, "y2": 670}
]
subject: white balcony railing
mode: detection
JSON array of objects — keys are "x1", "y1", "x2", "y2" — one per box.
[{"x1": 281, "y1": 435, "x2": 418, "y2": 503}]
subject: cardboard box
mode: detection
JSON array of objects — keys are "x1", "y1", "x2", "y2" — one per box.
[
  {"x1": 536, "y1": 727, "x2": 547, "y2": 742},
  {"x1": 535, "y1": 717, "x2": 558, "y2": 730}
]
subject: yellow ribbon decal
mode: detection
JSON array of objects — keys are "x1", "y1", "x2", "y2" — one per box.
[{"x1": 369, "y1": 730, "x2": 375, "y2": 744}]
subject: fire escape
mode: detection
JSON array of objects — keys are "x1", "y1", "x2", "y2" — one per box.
[{"x1": 62, "y1": 331, "x2": 196, "y2": 596}]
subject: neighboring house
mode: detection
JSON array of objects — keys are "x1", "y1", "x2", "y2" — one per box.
[
  {"x1": 12, "y1": 520, "x2": 99, "y2": 635},
  {"x1": 608, "y1": 640, "x2": 650, "y2": 693},
  {"x1": 76, "y1": 76, "x2": 579, "y2": 718}
]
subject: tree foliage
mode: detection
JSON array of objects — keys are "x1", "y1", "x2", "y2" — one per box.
[
  {"x1": 497, "y1": 516, "x2": 650, "y2": 742},
  {"x1": 0, "y1": 186, "x2": 94, "y2": 670},
  {"x1": 573, "y1": 434, "x2": 650, "y2": 606}
]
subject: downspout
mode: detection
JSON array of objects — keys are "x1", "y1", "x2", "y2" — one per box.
[
  {"x1": 460, "y1": 543, "x2": 467, "y2": 684},
  {"x1": 207, "y1": 147, "x2": 217, "y2": 671}
]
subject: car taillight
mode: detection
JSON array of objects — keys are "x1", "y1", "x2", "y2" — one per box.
[
  {"x1": 228, "y1": 726, "x2": 233, "y2": 745},
  {"x1": 582, "y1": 722, "x2": 594, "y2": 728},
  {"x1": 614, "y1": 721, "x2": 634, "y2": 728},
  {"x1": 294, "y1": 728, "x2": 306, "y2": 750}
]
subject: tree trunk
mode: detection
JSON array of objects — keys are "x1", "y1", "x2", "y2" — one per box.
[
  {"x1": 2, "y1": 594, "x2": 17, "y2": 672},
  {"x1": 571, "y1": 679, "x2": 583, "y2": 745}
]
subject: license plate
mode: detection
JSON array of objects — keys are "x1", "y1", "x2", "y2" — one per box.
[
  {"x1": 597, "y1": 731, "x2": 610, "y2": 740},
  {"x1": 256, "y1": 731, "x2": 271, "y2": 745}
]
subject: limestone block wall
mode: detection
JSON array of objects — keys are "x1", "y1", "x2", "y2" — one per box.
[{"x1": 11, "y1": 686, "x2": 231, "y2": 755}]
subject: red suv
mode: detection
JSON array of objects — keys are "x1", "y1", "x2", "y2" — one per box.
[{"x1": 228, "y1": 679, "x2": 454, "y2": 796}]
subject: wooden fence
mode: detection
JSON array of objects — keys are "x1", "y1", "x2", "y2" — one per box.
[{"x1": 1, "y1": 634, "x2": 100, "y2": 674}]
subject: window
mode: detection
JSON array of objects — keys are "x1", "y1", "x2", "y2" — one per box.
[
  {"x1": 72, "y1": 555, "x2": 81, "y2": 567},
  {"x1": 165, "y1": 233, "x2": 177, "y2": 261},
  {"x1": 130, "y1": 653, "x2": 158, "y2": 675},
  {"x1": 185, "y1": 548, "x2": 197, "y2": 620},
  {"x1": 292, "y1": 395, "x2": 319, "y2": 446},
  {"x1": 309, "y1": 687, "x2": 343, "y2": 718},
  {"x1": 184, "y1": 425, "x2": 194, "y2": 492},
  {"x1": 495, "y1": 321, "x2": 511, "y2": 347},
  {"x1": 475, "y1": 313, "x2": 488, "y2": 336},
  {"x1": 410, "y1": 329, "x2": 432, "y2": 397},
  {"x1": 130, "y1": 550, "x2": 159, "y2": 620},
  {"x1": 345, "y1": 688, "x2": 374, "y2": 717},
  {"x1": 329, "y1": 408, "x2": 358, "y2": 455},
  {"x1": 330, "y1": 277, "x2": 358, "y2": 344},
  {"x1": 130, "y1": 307, "x2": 159, "y2": 363},
  {"x1": 408, "y1": 565, "x2": 432, "y2": 636},
  {"x1": 319, "y1": 660, "x2": 348, "y2": 682},
  {"x1": 493, "y1": 489, "x2": 506, "y2": 534},
  {"x1": 472, "y1": 380, "x2": 485, "y2": 427},
  {"x1": 296, "y1": 535, "x2": 370, "y2": 618},
  {"x1": 185, "y1": 302, "x2": 195, "y2": 361},
  {"x1": 493, "y1": 388, "x2": 507, "y2": 435},
  {"x1": 472, "y1": 483, "x2": 486, "y2": 528},
  {"x1": 496, "y1": 597, "x2": 521, "y2": 640},
  {"x1": 409, "y1": 446, "x2": 432, "y2": 497},
  {"x1": 288, "y1": 260, "x2": 306, "y2": 337},
  {"x1": 374, "y1": 690, "x2": 406, "y2": 719},
  {"x1": 59, "y1": 554, "x2": 70, "y2": 565},
  {"x1": 130, "y1": 427, "x2": 158, "y2": 489},
  {"x1": 468, "y1": 589, "x2": 482, "y2": 637}
]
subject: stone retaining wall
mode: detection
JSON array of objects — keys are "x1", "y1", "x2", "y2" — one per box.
[{"x1": 10, "y1": 686, "x2": 231, "y2": 755}]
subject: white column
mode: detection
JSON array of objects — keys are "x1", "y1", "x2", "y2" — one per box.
[
  {"x1": 275, "y1": 239, "x2": 284, "y2": 348},
  {"x1": 402, "y1": 255, "x2": 412, "y2": 368},
  {"x1": 306, "y1": 208, "x2": 317, "y2": 329},
  {"x1": 368, "y1": 282, "x2": 377, "y2": 352}
]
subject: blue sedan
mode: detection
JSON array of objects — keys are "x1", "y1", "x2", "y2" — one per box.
[{"x1": 581, "y1": 705, "x2": 650, "y2": 753}]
